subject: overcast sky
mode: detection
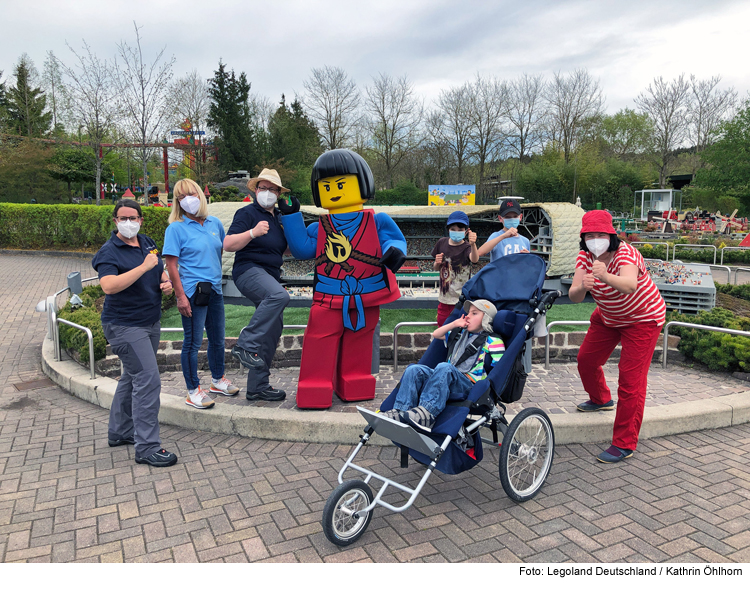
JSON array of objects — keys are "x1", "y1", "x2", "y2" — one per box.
[{"x1": 2, "y1": 0, "x2": 748, "y2": 117}]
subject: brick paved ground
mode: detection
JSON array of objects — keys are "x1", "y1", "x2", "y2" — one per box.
[
  {"x1": 2, "y1": 253, "x2": 750, "y2": 563},
  {"x1": 158, "y1": 363, "x2": 749, "y2": 417}
]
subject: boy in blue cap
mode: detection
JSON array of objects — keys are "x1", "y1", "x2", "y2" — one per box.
[{"x1": 431, "y1": 210, "x2": 479, "y2": 326}]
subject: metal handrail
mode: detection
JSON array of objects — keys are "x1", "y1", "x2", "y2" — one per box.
[
  {"x1": 662, "y1": 321, "x2": 750, "y2": 369},
  {"x1": 709, "y1": 265, "x2": 734, "y2": 284},
  {"x1": 56, "y1": 318, "x2": 96, "y2": 379},
  {"x1": 631, "y1": 241, "x2": 670, "y2": 261},
  {"x1": 393, "y1": 321, "x2": 438, "y2": 372},
  {"x1": 720, "y1": 246, "x2": 750, "y2": 265},
  {"x1": 672, "y1": 243, "x2": 717, "y2": 265},
  {"x1": 544, "y1": 321, "x2": 590, "y2": 369},
  {"x1": 733, "y1": 267, "x2": 750, "y2": 284}
]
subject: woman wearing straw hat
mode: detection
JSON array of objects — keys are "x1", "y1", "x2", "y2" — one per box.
[
  {"x1": 224, "y1": 168, "x2": 300, "y2": 401},
  {"x1": 569, "y1": 210, "x2": 666, "y2": 463}
]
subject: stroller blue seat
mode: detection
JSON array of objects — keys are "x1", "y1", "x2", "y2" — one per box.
[
  {"x1": 321, "y1": 254, "x2": 559, "y2": 546},
  {"x1": 380, "y1": 310, "x2": 536, "y2": 474}
]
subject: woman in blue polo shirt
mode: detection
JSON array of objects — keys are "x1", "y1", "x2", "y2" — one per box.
[
  {"x1": 92, "y1": 199, "x2": 177, "y2": 468},
  {"x1": 163, "y1": 179, "x2": 239, "y2": 410}
]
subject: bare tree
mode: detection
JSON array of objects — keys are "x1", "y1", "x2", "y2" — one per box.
[
  {"x1": 506, "y1": 73, "x2": 546, "y2": 162},
  {"x1": 424, "y1": 110, "x2": 457, "y2": 184},
  {"x1": 249, "y1": 93, "x2": 274, "y2": 132},
  {"x1": 302, "y1": 66, "x2": 360, "y2": 150},
  {"x1": 169, "y1": 70, "x2": 214, "y2": 185},
  {"x1": 56, "y1": 42, "x2": 120, "y2": 205},
  {"x1": 41, "y1": 50, "x2": 68, "y2": 133},
  {"x1": 114, "y1": 21, "x2": 175, "y2": 193},
  {"x1": 545, "y1": 69, "x2": 604, "y2": 164},
  {"x1": 688, "y1": 75, "x2": 737, "y2": 161},
  {"x1": 434, "y1": 83, "x2": 472, "y2": 182},
  {"x1": 635, "y1": 74, "x2": 691, "y2": 188},
  {"x1": 467, "y1": 74, "x2": 508, "y2": 199},
  {"x1": 364, "y1": 73, "x2": 423, "y2": 188}
]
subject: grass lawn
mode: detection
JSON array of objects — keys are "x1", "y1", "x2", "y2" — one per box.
[{"x1": 159, "y1": 302, "x2": 596, "y2": 339}]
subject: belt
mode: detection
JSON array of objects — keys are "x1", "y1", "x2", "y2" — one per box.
[{"x1": 316, "y1": 275, "x2": 387, "y2": 331}]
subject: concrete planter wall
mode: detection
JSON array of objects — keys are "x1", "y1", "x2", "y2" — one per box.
[{"x1": 85, "y1": 331, "x2": 685, "y2": 378}]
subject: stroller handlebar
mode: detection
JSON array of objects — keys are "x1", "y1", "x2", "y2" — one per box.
[{"x1": 524, "y1": 290, "x2": 561, "y2": 334}]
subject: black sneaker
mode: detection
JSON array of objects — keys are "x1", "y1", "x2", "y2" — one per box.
[
  {"x1": 135, "y1": 449, "x2": 178, "y2": 467},
  {"x1": 576, "y1": 400, "x2": 615, "y2": 412},
  {"x1": 232, "y1": 346, "x2": 267, "y2": 370},
  {"x1": 246, "y1": 387, "x2": 286, "y2": 401},
  {"x1": 108, "y1": 436, "x2": 135, "y2": 447}
]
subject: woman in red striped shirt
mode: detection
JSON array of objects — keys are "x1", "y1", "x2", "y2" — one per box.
[{"x1": 568, "y1": 210, "x2": 666, "y2": 463}]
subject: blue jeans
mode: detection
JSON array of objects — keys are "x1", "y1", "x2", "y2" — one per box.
[
  {"x1": 180, "y1": 289, "x2": 225, "y2": 390},
  {"x1": 393, "y1": 362, "x2": 474, "y2": 418}
]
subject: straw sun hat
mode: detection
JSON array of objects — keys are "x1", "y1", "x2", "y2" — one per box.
[{"x1": 246, "y1": 168, "x2": 290, "y2": 193}]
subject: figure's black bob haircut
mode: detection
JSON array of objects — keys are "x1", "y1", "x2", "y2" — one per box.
[{"x1": 311, "y1": 149, "x2": 375, "y2": 208}]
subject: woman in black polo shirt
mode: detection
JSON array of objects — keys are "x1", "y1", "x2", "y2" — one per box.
[
  {"x1": 224, "y1": 169, "x2": 299, "y2": 401},
  {"x1": 92, "y1": 199, "x2": 177, "y2": 468}
]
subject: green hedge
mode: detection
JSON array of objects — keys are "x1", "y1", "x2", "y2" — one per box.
[
  {"x1": 668, "y1": 308, "x2": 750, "y2": 371},
  {"x1": 0, "y1": 203, "x2": 171, "y2": 252},
  {"x1": 715, "y1": 282, "x2": 750, "y2": 301}
]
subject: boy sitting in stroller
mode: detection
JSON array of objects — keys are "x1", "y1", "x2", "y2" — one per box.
[{"x1": 382, "y1": 299, "x2": 505, "y2": 431}]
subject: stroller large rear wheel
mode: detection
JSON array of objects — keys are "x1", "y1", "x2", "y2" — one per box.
[
  {"x1": 499, "y1": 407, "x2": 554, "y2": 502},
  {"x1": 323, "y1": 480, "x2": 374, "y2": 546}
]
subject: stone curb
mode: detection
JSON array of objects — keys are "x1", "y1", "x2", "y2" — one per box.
[{"x1": 41, "y1": 338, "x2": 750, "y2": 447}]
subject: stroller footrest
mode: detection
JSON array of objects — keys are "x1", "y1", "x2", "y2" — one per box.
[{"x1": 357, "y1": 407, "x2": 444, "y2": 459}]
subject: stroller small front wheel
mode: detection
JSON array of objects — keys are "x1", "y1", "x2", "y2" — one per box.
[
  {"x1": 323, "y1": 480, "x2": 374, "y2": 546},
  {"x1": 499, "y1": 407, "x2": 555, "y2": 502}
]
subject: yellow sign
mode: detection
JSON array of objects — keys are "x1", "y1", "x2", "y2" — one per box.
[{"x1": 428, "y1": 185, "x2": 475, "y2": 206}]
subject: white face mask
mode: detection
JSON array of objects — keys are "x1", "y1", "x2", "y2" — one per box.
[
  {"x1": 180, "y1": 195, "x2": 201, "y2": 215},
  {"x1": 256, "y1": 190, "x2": 278, "y2": 208},
  {"x1": 586, "y1": 238, "x2": 610, "y2": 257},
  {"x1": 117, "y1": 220, "x2": 140, "y2": 239}
]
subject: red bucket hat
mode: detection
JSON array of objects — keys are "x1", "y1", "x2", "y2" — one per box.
[{"x1": 580, "y1": 210, "x2": 616, "y2": 235}]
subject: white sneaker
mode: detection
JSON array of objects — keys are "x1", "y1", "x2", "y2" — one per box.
[
  {"x1": 210, "y1": 375, "x2": 240, "y2": 396},
  {"x1": 185, "y1": 387, "x2": 215, "y2": 410}
]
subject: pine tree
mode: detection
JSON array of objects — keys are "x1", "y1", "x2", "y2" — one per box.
[
  {"x1": 268, "y1": 95, "x2": 322, "y2": 167},
  {"x1": 6, "y1": 55, "x2": 52, "y2": 137},
  {"x1": 207, "y1": 61, "x2": 263, "y2": 173}
]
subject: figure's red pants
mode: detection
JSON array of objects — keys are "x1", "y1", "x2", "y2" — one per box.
[
  {"x1": 577, "y1": 308, "x2": 662, "y2": 450},
  {"x1": 296, "y1": 305, "x2": 379, "y2": 409}
]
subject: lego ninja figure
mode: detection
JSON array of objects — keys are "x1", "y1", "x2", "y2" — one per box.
[{"x1": 283, "y1": 149, "x2": 406, "y2": 408}]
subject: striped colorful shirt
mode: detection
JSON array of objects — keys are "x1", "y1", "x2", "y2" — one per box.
[
  {"x1": 575, "y1": 241, "x2": 666, "y2": 327},
  {"x1": 445, "y1": 331, "x2": 506, "y2": 382}
]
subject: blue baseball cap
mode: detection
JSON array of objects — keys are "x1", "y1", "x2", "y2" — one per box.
[{"x1": 446, "y1": 210, "x2": 470, "y2": 227}]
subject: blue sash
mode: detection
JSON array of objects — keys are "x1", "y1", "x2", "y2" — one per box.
[{"x1": 316, "y1": 275, "x2": 387, "y2": 331}]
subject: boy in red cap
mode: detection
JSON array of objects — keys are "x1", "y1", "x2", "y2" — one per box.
[{"x1": 568, "y1": 210, "x2": 666, "y2": 463}]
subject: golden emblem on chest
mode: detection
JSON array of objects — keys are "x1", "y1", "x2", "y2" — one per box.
[{"x1": 325, "y1": 231, "x2": 352, "y2": 263}]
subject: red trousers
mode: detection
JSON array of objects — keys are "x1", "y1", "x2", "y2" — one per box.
[
  {"x1": 577, "y1": 308, "x2": 662, "y2": 450},
  {"x1": 296, "y1": 305, "x2": 379, "y2": 409},
  {"x1": 437, "y1": 302, "x2": 455, "y2": 327}
]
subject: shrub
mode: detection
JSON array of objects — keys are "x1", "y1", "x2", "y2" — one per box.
[
  {"x1": 668, "y1": 308, "x2": 750, "y2": 371},
  {"x1": 58, "y1": 287, "x2": 107, "y2": 364},
  {"x1": 714, "y1": 282, "x2": 750, "y2": 301},
  {"x1": 375, "y1": 182, "x2": 428, "y2": 206},
  {"x1": 0, "y1": 203, "x2": 171, "y2": 252}
]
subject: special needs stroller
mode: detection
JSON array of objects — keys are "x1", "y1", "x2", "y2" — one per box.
[{"x1": 322, "y1": 255, "x2": 561, "y2": 546}]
